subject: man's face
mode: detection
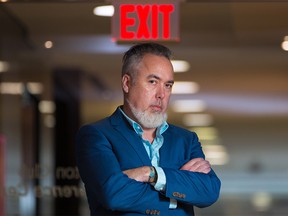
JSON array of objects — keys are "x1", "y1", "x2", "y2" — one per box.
[{"x1": 122, "y1": 54, "x2": 174, "y2": 128}]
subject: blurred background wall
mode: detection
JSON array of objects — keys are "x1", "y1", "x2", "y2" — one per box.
[{"x1": 0, "y1": 1, "x2": 288, "y2": 215}]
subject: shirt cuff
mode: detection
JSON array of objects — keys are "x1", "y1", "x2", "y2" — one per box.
[
  {"x1": 153, "y1": 166, "x2": 166, "y2": 191},
  {"x1": 153, "y1": 167, "x2": 178, "y2": 209},
  {"x1": 169, "y1": 198, "x2": 177, "y2": 209}
]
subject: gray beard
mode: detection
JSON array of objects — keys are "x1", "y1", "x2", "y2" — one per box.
[{"x1": 128, "y1": 101, "x2": 167, "y2": 129}]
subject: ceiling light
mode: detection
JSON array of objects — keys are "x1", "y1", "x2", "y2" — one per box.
[
  {"x1": 0, "y1": 82, "x2": 43, "y2": 95},
  {"x1": 38, "y1": 100, "x2": 56, "y2": 114},
  {"x1": 171, "y1": 99, "x2": 206, "y2": 112},
  {"x1": 172, "y1": 81, "x2": 199, "y2": 94},
  {"x1": 27, "y1": 82, "x2": 44, "y2": 94},
  {"x1": 44, "y1": 41, "x2": 53, "y2": 49},
  {"x1": 281, "y1": 41, "x2": 288, "y2": 51},
  {"x1": 251, "y1": 192, "x2": 272, "y2": 212},
  {"x1": 182, "y1": 113, "x2": 213, "y2": 127},
  {"x1": 0, "y1": 82, "x2": 22, "y2": 94},
  {"x1": 281, "y1": 36, "x2": 288, "y2": 51},
  {"x1": 0, "y1": 61, "x2": 10, "y2": 72},
  {"x1": 202, "y1": 144, "x2": 229, "y2": 165},
  {"x1": 190, "y1": 127, "x2": 218, "y2": 141},
  {"x1": 171, "y1": 60, "x2": 190, "y2": 72},
  {"x1": 93, "y1": 5, "x2": 114, "y2": 17}
]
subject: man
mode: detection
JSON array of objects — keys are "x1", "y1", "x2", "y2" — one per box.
[{"x1": 76, "y1": 43, "x2": 221, "y2": 215}]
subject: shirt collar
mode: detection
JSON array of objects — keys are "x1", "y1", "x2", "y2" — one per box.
[{"x1": 119, "y1": 107, "x2": 168, "y2": 136}]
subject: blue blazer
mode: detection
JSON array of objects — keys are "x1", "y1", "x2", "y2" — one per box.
[{"x1": 76, "y1": 108, "x2": 221, "y2": 215}]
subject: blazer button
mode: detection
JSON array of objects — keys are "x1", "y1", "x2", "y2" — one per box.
[
  {"x1": 173, "y1": 191, "x2": 186, "y2": 199},
  {"x1": 172, "y1": 192, "x2": 179, "y2": 197},
  {"x1": 145, "y1": 209, "x2": 150, "y2": 214}
]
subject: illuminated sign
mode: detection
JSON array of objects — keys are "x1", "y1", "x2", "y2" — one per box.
[{"x1": 112, "y1": 0, "x2": 180, "y2": 42}]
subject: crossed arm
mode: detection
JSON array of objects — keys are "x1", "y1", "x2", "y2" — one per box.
[
  {"x1": 123, "y1": 158, "x2": 211, "y2": 183},
  {"x1": 77, "y1": 125, "x2": 220, "y2": 213}
]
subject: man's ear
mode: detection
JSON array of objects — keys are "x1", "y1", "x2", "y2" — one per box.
[{"x1": 122, "y1": 74, "x2": 130, "y2": 93}]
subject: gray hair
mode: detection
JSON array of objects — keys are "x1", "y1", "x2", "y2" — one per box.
[{"x1": 121, "y1": 43, "x2": 172, "y2": 83}]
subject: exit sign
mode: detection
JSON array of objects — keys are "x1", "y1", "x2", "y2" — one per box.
[{"x1": 112, "y1": 0, "x2": 180, "y2": 42}]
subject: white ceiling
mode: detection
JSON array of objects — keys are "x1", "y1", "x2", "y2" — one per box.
[{"x1": 3, "y1": 1, "x2": 288, "y2": 121}]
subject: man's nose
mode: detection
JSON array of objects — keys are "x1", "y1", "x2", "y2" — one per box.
[{"x1": 156, "y1": 85, "x2": 165, "y2": 99}]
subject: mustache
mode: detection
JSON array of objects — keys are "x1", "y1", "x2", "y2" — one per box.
[{"x1": 150, "y1": 101, "x2": 162, "y2": 107}]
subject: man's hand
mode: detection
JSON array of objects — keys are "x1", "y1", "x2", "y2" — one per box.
[
  {"x1": 180, "y1": 158, "x2": 211, "y2": 174},
  {"x1": 123, "y1": 166, "x2": 150, "y2": 182}
]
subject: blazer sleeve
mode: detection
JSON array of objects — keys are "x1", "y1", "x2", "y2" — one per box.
[
  {"x1": 161, "y1": 131, "x2": 221, "y2": 208},
  {"x1": 76, "y1": 124, "x2": 170, "y2": 214}
]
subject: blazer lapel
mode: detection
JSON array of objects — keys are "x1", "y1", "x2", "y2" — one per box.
[
  {"x1": 159, "y1": 129, "x2": 173, "y2": 166},
  {"x1": 159, "y1": 127, "x2": 186, "y2": 168},
  {"x1": 110, "y1": 108, "x2": 152, "y2": 166}
]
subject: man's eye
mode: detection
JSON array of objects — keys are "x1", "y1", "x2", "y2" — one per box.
[
  {"x1": 149, "y1": 80, "x2": 157, "y2": 84},
  {"x1": 166, "y1": 84, "x2": 173, "y2": 89}
]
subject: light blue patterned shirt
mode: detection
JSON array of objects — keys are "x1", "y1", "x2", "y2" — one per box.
[{"x1": 119, "y1": 108, "x2": 177, "y2": 209}]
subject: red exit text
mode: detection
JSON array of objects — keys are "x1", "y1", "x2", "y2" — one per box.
[
  {"x1": 120, "y1": 4, "x2": 174, "y2": 40},
  {"x1": 112, "y1": 0, "x2": 179, "y2": 42}
]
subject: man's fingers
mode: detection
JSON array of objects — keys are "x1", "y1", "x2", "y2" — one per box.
[
  {"x1": 123, "y1": 166, "x2": 150, "y2": 182},
  {"x1": 180, "y1": 158, "x2": 204, "y2": 170},
  {"x1": 180, "y1": 158, "x2": 211, "y2": 173},
  {"x1": 197, "y1": 161, "x2": 211, "y2": 174}
]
